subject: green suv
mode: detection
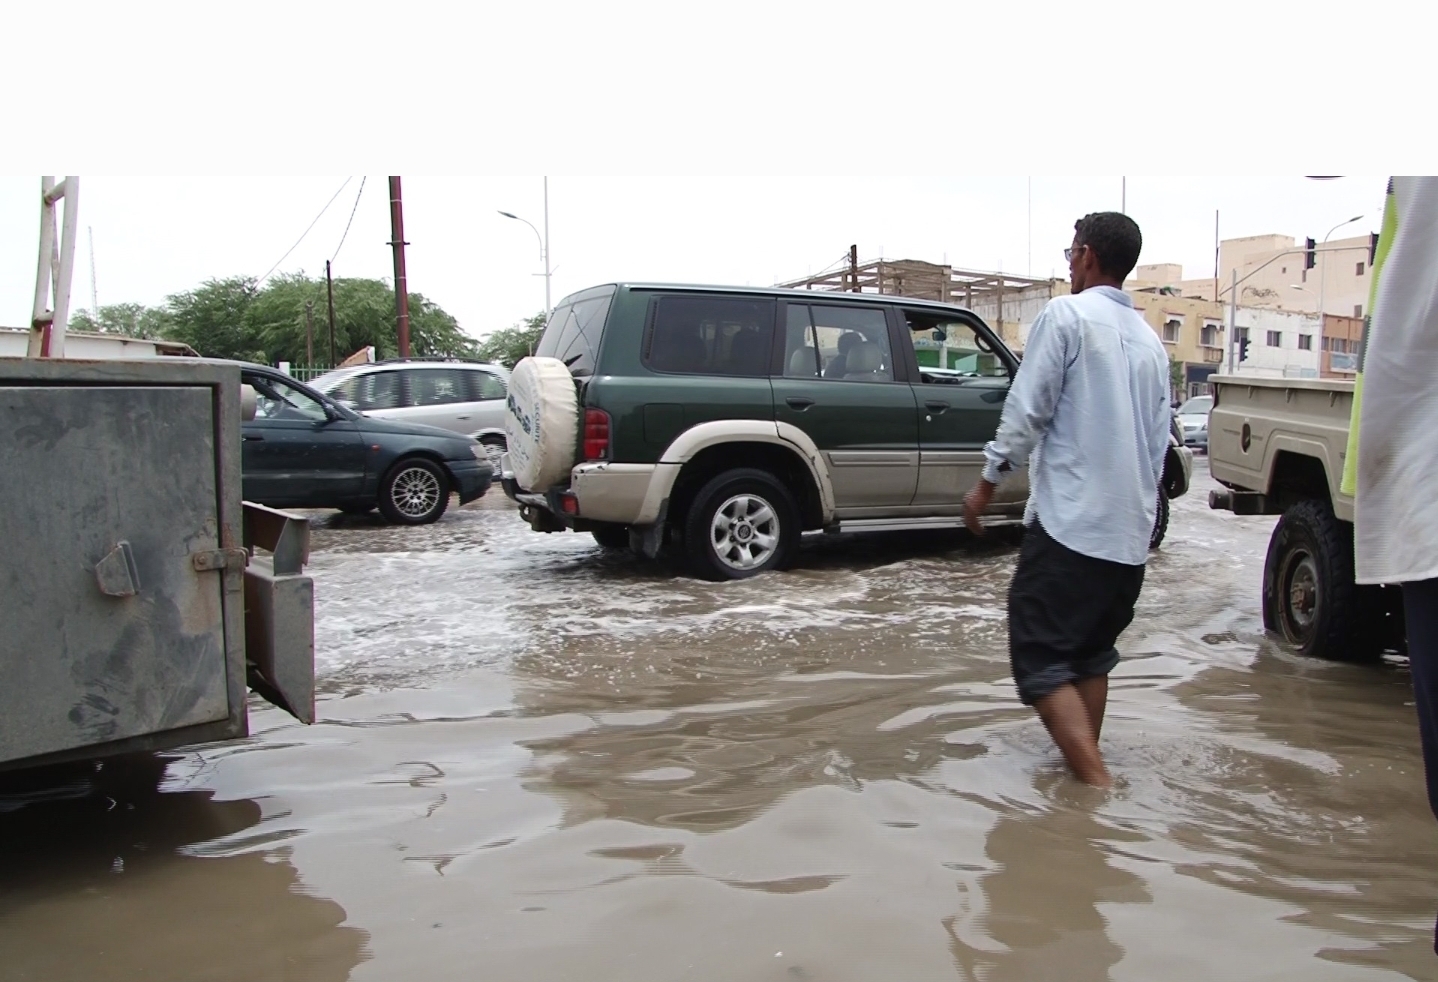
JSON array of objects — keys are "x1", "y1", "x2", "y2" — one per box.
[{"x1": 500, "y1": 284, "x2": 1192, "y2": 580}]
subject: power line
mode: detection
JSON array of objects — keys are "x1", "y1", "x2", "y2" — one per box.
[
  {"x1": 257, "y1": 177, "x2": 352, "y2": 285},
  {"x1": 330, "y1": 177, "x2": 367, "y2": 264}
]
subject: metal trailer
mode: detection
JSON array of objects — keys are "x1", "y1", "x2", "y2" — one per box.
[{"x1": 0, "y1": 355, "x2": 315, "y2": 771}]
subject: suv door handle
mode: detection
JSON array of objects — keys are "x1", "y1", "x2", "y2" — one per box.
[
  {"x1": 924, "y1": 400, "x2": 950, "y2": 414},
  {"x1": 242, "y1": 433, "x2": 265, "y2": 442},
  {"x1": 786, "y1": 397, "x2": 815, "y2": 411}
]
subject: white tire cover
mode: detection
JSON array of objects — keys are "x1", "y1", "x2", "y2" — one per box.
[{"x1": 505, "y1": 356, "x2": 579, "y2": 491}]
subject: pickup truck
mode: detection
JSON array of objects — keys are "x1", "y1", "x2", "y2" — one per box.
[{"x1": 1206, "y1": 374, "x2": 1405, "y2": 660}]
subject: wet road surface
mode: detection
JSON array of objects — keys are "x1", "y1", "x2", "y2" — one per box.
[{"x1": 3, "y1": 462, "x2": 1436, "y2": 981}]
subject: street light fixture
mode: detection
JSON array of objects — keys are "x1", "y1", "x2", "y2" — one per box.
[{"x1": 498, "y1": 176, "x2": 552, "y2": 318}]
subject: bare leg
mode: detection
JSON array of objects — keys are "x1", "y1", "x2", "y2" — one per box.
[
  {"x1": 1033, "y1": 683, "x2": 1112, "y2": 788},
  {"x1": 1074, "y1": 675, "x2": 1109, "y2": 742}
]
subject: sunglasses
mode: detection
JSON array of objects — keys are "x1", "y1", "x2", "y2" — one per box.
[{"x1": 1064, "y1": 244, "x2": 1088, "y2": 262}]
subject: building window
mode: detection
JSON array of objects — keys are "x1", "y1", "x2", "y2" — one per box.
[
  {"x1": 1200, "y1": 321, "x2": 1220, "y2": 346},
  {"x1": 1162, "y1": 318, "x2": 1181, "y2": 343},
  {"x1": 1357, "y1": 261, "x2": 1365, "y2": 276},
  {"x1": 1266, "y1": 330, "x2": 1282, "y2": 347},
  {"x1": 1298, "y1": 334, "x2": 1313, "y2": 350},
  {"x1": 1281, "y1": 266, "x2": 1287, "y2": 274},
  {"x1": 1354, "y1": 304, "x2": 1363, "y2": 318},
  {"x1": 1301, "y1": 269, "x2": 1307, "y2": 283}
]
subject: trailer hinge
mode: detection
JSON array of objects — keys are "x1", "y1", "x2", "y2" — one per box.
[{"x1": 191, "y1": 547, "x2": 250, "y2": 572}]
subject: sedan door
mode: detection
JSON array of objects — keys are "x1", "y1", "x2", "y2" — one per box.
[{"x1": 241, "y1": 371, "x2": 368, "y2": 507}]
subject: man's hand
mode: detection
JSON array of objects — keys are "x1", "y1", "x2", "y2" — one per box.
[{"x1": 964, "y1": 480, "x2": 997, "y2": 536}]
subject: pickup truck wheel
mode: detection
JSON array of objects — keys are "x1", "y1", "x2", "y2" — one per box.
[
  {"x1": 684, "y1": 468, "x2": 798, "y2": 581},
  {"x1": 591, "y1": 523, "x2": 631, "y2": 550},
  {"x1": 1262, "y1": 498, "x2": 1375, "y2": 660},
  {"x1": 1149, "y1": 490, "x2": 1170, "y2": 550},
  {"x1": 378, "y1": 457, "x2": 450, "y2": 525}
]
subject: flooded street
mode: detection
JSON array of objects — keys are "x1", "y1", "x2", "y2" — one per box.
[{"x1": 3, "y1": 462, "x2": 1436, "y2": 981}]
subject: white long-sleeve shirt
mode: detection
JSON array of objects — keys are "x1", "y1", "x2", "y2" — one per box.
[{"x1": 982, "y1": 285, "x2": 1170, "y2": 566}]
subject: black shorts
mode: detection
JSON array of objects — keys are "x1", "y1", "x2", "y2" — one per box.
[{"x1": 1008, "y1": 521, "x2": 1146, "y2": 706}]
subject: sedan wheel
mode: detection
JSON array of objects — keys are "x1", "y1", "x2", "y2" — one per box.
[{"x1": 379, "y1": 458, "x2": 450, "y2": 525}]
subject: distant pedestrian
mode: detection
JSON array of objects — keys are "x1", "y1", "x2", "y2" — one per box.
[
  {"x1": 1343, "y1": 176, "x2": 1438, "y2": 955},
  {"x1": 964, "y1": 212, "x2": 1170, "y2": 787}
]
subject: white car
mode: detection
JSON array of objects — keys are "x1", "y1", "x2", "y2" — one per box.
[
  {"x1": 311, "y1": 359, "x2": 512, "y2": 468},
  {"x1": 1175, "y1": 395, "x2": 1212, "y2": 451}
]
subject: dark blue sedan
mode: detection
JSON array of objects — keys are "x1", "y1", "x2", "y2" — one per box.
[{"x1": 239, "y1": 365, "x2": 492, "y2": 524}]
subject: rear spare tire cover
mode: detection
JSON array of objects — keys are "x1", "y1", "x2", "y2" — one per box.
[{"x1": 505, "y1": 356, "x2": 579, "y2": 491}]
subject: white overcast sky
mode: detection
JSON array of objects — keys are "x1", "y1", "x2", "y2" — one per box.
[
  {"x1": 1, "y1": 1, "x2": 1423, "y2": 343},
  {"x1": 0, "y1": 175, "x2": 1389, "y2": 340}
]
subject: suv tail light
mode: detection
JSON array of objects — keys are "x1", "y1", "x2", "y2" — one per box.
[{"x1": 583, "y1": 408, "x2": 611, "y2": 461}]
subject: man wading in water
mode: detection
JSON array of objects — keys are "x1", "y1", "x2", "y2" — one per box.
[{"x1": 963, "y1": 212, "x2": 1169, "y2": 788}]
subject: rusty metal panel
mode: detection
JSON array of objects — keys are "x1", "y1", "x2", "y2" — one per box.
[{"x1": 0, "y1": 383, "x2": 231, "y2": 763}]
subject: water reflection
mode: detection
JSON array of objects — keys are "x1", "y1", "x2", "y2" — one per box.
[
  {"x1": 0, "y1": 753, "x2": 368, "y2": 982},
  {"x1": 948, "y1": 794, "x2": 1149, "y2": 982}
]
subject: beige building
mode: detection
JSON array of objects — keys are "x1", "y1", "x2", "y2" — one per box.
[{"x1": 1130, "y1": 231, "x2": 1377, "y2": 319}]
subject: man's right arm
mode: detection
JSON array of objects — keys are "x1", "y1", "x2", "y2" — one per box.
[{"x1": 981, "y1": 303, "x2": 1071, "y2": 486}]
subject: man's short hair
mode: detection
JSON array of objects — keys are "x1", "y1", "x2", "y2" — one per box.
[{"x1": 1074, "y1": 212, "x2": 1143, "y2": 281}]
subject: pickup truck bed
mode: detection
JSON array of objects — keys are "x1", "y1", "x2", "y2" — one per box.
[{"x1": 1207, "y1": 373, "x2": 1404, "y2": 660}]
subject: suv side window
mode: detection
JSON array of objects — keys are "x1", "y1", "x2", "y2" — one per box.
[
  {"x1": 900, "y1": 309, "x2": 1011, "y2": 381},
  {"x1": 645, "y1": 295, "x2": 776, "y2": 377},
  {"x1": 473, "y1": 371, "x2": 507, "y2": 401},
  {"x1": 406, "y1": 368, "x2": 470, "y2": 406},
  {"x1": 535, "y1": 286, "x2": 616, "y2": 377},
  {"x1": 333, "y1": 370, "x2": 402, "y2": 410},
  {"x1": 785, "y1": 304, "x2": 894, "y2": 382}
]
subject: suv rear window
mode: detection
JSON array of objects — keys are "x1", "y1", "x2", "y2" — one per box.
[
  {"x1": 535, "y1": 286, "x2": 616, "y2": 377},
  {"x1": 644, "y1": 295, "x2": 776, "y2": 377}
]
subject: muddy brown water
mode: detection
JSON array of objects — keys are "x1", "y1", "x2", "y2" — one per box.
[{"x1": 3, "y1": 463, "x2": 1435, "y2": 981}]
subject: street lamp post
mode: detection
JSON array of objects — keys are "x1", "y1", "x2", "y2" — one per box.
[
  {"x1": 498, "y1": 176, "x2": 552, "y2": 318},
  {"x1": 1317, "y1": 214, "x2": 1364, "y2": 323}
]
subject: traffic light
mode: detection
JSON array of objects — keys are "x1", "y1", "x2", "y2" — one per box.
[
  {"x1": 1238, "y1": 336, "x2": 1251, "y2": 363},
  {"x1": 1370, "y1": 231, "x2": 1379, "y2": 265},
  {"x1": 1304, "y1": 237, "x2": 1317, "y2": 270}
]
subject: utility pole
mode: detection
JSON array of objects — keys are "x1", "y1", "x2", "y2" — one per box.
[
  {"x1": 88, "y1": 226, "x2": 98, "y2": 319},
  {"x1": 28, "y1": 176, "x2": 80, "y2": 358},
  {"x1": 305, "y1": 300, "x2": 315, "y2": 366},
  {"x1": 388, "y1": 176, "x2": 411, "y2": 357},
  {"x1": 325, "y1": 261, "x2": 337, "y2": 367},
  {"x1": 542, "y1": 176, "x2": 551, "y2": 317},
  {"x1": 1213, "y1": 210, "x2": 1220, "y2": 303},
  {"x1": 849, "y1": 244, "x2": 859, "y2": 293}
]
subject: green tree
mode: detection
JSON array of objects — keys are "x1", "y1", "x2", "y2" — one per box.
[
  {"x1": 476, "y1": 311, "x2": 547, "y2": 368},
  {"x1": 70, "y1": 302, "x2": 173, "y2": 339},
  {"x1": 164, "y1": 276, "x2": 266, "y2": 363},
  {"x1": 245, "y1": 274, "x2": 477, "y2": 366}
]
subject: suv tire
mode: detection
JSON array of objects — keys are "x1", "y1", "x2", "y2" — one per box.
[
  {"x1": 378, "y1": 457, "x2": 450, "y2": 525},
  {"x1": 1262, "y1": 498, "x2": 1378, "y2": 661},
  {"x1": 684, "y1": 468, "x2": 798, "y2": 581}
]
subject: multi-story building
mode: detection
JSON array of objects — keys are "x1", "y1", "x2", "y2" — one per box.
[{"x1": 1320, "y1": 313, "x2": 1364, "y2": 378}]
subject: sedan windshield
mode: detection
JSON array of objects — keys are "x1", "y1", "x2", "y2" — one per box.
[{"x1": 1178, "y1": 396, "x2": 1213, "y2": 415}]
